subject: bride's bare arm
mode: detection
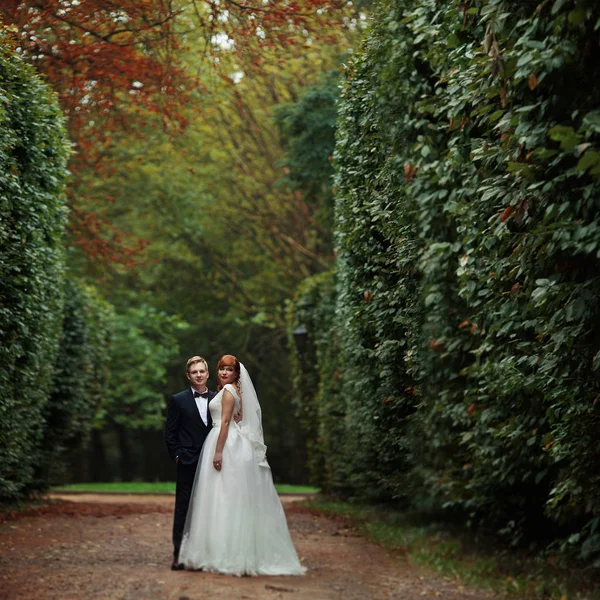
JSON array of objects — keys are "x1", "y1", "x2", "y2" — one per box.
[{"x1": 213, "y1": 389, "x2": 234, "y2": 471}]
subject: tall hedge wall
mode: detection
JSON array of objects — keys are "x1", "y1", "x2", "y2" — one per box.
[
  {"x1": 289, "y1": 0, "x2": 600, "y2": 561},
  {"x1": 0, "y1": 37, "x2": 117, "y2": 499},
  {"x1": 286, "y1": 271, "x2": 348, "y2": 492},
  {"x1": 38, "y1": 280, "x2": 114, "y2": 485},
  {"x1": 0, "y1": 35, "x2": 70, "y2": 499}
]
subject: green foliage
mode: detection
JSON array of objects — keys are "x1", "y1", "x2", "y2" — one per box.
[
  {"x1": 38, "y1": 280, "x2": 114, "y2": 484},
  {"x1": 98, "y1": 305, "x2": 187, "y2": 430},
  {"x1": 0, "y1": 34, "x2": 70, "y2": 500},
  {"x1": 288, "y1": 0, "x2": 426, "y2": 500},
  {"x1": 292, "y1": 0, "x2": 600, "y2": 563},
  {"x1": 286, "y1": 270, "x2": 347, "y2": 491},
  {"x1": 331, "y1": 5, "x2": 425, "y2": 501},
  {"x1": 274, "y1": 75, "x2": 340, "y2": 237},
  {"x1": 403, "y1": 0, "x2": 600, "y2": 560},
  {"x1": 65, "y1": 32, "x2": 360, "y2": 483}
]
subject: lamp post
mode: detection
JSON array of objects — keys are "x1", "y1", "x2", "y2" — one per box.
[{"x1": 292, "y1": 325, "x2": 308, "y2": 355}]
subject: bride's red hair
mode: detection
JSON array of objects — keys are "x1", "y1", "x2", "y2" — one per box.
[{"x1": 217, "y1": 354, "x2": 241, "y2": 391}]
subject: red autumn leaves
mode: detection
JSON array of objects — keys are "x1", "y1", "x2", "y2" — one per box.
[{"x1": 1, "y1": 0, "x2": 346, "y2": 266}]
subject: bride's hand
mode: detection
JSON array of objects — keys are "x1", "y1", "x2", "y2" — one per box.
[{"x1": 213, "y1": 452, "x2": 223, "y2": 471}]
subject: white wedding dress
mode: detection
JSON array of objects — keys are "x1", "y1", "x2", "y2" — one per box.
[{"x1": 178, "y1": 380, "x2": 305, "y2": 576}]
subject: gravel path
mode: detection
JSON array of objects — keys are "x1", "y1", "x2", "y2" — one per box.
[{"x1": 0, "y1": 495, "x2": 498, "y2": 600}]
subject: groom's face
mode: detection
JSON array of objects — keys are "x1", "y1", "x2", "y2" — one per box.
[{"x1": 187, "y1": 361, "x2": 209, "y2": 390}]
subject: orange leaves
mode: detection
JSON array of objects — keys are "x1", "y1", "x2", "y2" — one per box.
[
  {"x1": 500, "y1": 205, "x2": 515, "y2": 222},
  {"x1": 500, "y1": 199, "x2": 529, "y2": 225},
  {"x1": 459, "y1": 319, "x2": 478, "y2": 334},
  {"x1": 1, "y1": 0, "x2": 191, "y2": 267},
  {"x1": 404, "y1": 163, "x2": 417, "y2": 180},
  {"x1": 3, "y1": 0, "x2": 349, "y2": 267},
  {"x1": 429, "y1": 339, "x2": 445, "y2": 352},
  {"x1": 528, "y1": 73, "x2": 538, "y2": 91},
  {"x1": 3, "y1": 1, "x2": 186, "y2": 122},
  {"x1": 70, "y1": 207, "x2": 149, "y2": 269}
]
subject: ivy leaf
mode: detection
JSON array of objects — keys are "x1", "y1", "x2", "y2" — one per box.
[
  {"x1": 576, "y1": 150, "x2": 600, "y2": 174},
  {"x1": 548, "y1": 125, "x2": 580, "y2": 151},
  {"x1": 551, "y1": 0, "x2": 570, "y2": 14},
  {"x1": 583, "y1": 110, "x2": 600, "y2": 134}
]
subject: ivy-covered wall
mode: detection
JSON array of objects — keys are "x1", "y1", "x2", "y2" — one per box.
[
  {"x1": 286, "y1": 271, "x2": 347, "y2": 492},
  {"x1": 0, "y1": 34, "x2": 70, "y2": 499},
  {"x1": 289, "y1": 0, "x2": 600, "y2": 561}
]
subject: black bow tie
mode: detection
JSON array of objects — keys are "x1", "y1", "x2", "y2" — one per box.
[{"x1": 194, "y1": 391, "x2": 209, "y2": 399}]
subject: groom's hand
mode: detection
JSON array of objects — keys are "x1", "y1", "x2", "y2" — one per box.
[{"x1": 233, "y1": 410, "x2": 242, "y2": 424}]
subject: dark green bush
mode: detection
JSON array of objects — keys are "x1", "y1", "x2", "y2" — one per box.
[
  {"x1": 403, "y1": 0, "x2": 600, "y2": 559},
  {"x1": 38, "y1": 280, "x2": 114, "y2": 484},
  {"x1": 290, "y1": 0, "x2": 600, "y2": 562},
  {"x1": 286, "y1": 271, "x2": 347, "y2": 492},
  {"x1": 0, "y1": 33, "x2": 70, "y2": 500},
  {"x1": 330, "y1": 15, "x2": 425, "y2": 500},
  {"x1": 288, "y1": 13, "x2": 426, "y2": 497}
]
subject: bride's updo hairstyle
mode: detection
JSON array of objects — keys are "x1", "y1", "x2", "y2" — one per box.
[{"x1": 217, "y1": 354, "x2": 241, "y2": 391}]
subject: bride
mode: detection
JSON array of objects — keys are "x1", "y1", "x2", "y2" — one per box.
[{"x1": 178, "y1": 354, "x2": 306, "y2": 576}]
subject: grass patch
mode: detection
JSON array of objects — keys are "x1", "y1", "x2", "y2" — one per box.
[
  {"x1": 304, "y1": 498, "x2": 600, "y2": 600},
  {"x1": 51, "y1": 482, "x2": 319, "y2": 495},
  {"x1": 52, "y1": 482, "x2": 177, "y2": 494},
  {"x1": 274, "y1": 484, "x2": 319, "y2": 494}
]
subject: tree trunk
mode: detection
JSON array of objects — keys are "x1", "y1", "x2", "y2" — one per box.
[
  {"x1": 88, "y1": 428, "x2": 111, "y2": 482},
  {"x1": 115, "y1": 423, "x2": 134, "y2": 481}
]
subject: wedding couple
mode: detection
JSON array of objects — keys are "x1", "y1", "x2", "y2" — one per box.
[{"x1": 164, "y1": 354, "x2": 305, "y2": 576}]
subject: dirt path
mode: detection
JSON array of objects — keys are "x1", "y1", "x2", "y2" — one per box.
[{"x1": 0, "y1": 495, "x2": 498, "y2": 600}]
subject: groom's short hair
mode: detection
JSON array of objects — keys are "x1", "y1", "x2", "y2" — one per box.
[{"x1": 186, "y1": 356, "x2": 208, "y2": 373}]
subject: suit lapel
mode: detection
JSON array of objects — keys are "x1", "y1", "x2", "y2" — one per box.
[{"x1": 207, "y1": 392, "x2": 213, "y2": 429}]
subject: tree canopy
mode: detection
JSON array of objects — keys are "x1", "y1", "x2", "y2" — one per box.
[{"x1": 1, "y1": 0, "x2": 356, "y2": 264}]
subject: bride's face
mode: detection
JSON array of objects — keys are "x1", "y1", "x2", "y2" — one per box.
[{"x1": 218, "y1": 365, "x2": 236, "y2": 386}]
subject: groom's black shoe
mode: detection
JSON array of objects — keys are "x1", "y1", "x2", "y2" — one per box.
[{"x1": 171, "y1": 551, "x2": 184, "y2": 571}]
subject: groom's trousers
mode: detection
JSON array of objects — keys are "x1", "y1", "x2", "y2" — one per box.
[{"x1": 173, "y1": 460, "x2": 198, "y2": 556}]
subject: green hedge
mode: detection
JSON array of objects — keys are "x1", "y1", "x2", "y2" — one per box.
[
  {"x1": 38, "y1": 280, "x2": 114, "y2": 484},
  {"x1": 286, "y1": 271, "x2": 347, "y2": 492},
  {"x1": 0, "y1": 33, "x2": 70, "y2": 500},
  {"x1": 290, "y1": 0, "x2": 600, "y2": 562}
]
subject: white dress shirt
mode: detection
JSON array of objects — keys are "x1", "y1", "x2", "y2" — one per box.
[{"x1": 191, "y1": 387, "x2": 209, "y2": 426}]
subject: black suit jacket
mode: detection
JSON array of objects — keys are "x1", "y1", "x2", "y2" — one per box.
[{"x1": 165, "y1": 388, "x2": 217, "y2": 465}]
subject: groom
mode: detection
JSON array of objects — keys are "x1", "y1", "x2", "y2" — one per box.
[{"x1": 165, "y1": 355, "x2": 216, "y2": 570}]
